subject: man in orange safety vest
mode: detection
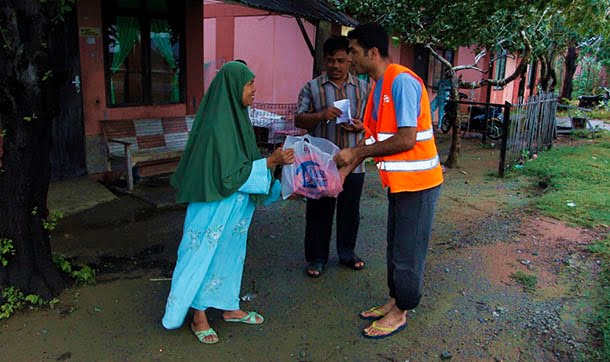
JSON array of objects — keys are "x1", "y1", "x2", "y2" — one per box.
[{"x1": 334, "y1": 23, "x2": 443, "y2": 339}]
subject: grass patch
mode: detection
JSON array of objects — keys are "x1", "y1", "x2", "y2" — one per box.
[
  {"x1": 588, "y1": 235, "x2": 610, "y2": 361},
  {"x1": 589, "y1": 107, "x2": 610, "y2": 121},
  {"x1": 570, "y1": 128, "x2": 608, "y2": 141},
  {"x1": 510, "y1": 271, "x2": 538, "y2": 292},
  {"x1": 512, "y1": 133, "x2": 609, "y2": 359},
  {"x1": 516, "y1": 132, "x2": 610, "y2": 229}
]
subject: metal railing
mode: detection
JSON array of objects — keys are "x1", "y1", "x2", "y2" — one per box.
[
  {"x1": 443, "y1": 94, "x2": 557, "y2": 177},
  {"x1": 249, "y1": 103, "x2": 306, "y2": 153},
  {"x1": 444, "y1": 98, "x2": 512, "y2": 176}
]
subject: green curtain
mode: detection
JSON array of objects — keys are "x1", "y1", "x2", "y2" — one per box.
[
  {"x1": 151, "y1": 19, "x2": 179, "y2": 102},
  {"x1": 110, "y1": 16, "x2": 140, "y2": 104}
]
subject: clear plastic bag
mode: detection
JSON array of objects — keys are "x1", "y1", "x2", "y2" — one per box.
[{"x1": 281, "y1": 135, "x2": 343, "y2": 199}]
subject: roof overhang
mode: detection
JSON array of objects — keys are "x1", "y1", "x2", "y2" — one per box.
[{"x1": 223, "y1": 0, "x2": 358, "y2": 27}]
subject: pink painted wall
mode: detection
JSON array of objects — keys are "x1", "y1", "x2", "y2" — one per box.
[
  {"x1": 453, "y1": 46, "x2": 527, "y2": 104},
  {"x1": 454, "y1": 46, "x2": 485, "y2": 101},
  {"x1": 203, "y1": 18, "x2": 216, "y2": 93},
  {"x1": 233, "y1": 16, "x2": 316, "y2": 104},
  {"x1": 203, "y1": 19, "x2": 216, "y2": 64}
]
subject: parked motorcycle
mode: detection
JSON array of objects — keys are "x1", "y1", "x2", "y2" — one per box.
[
  {"x1": 578, "y1": 86, "x2": 610, "y2": 108},
  {"x1": 440, "y1": 103, "x2": 504, "y2": 140}
]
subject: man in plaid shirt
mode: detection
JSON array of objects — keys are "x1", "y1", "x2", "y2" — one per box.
[{"x1": 295, "y1": 36, "x2": 370, "y2": 278}]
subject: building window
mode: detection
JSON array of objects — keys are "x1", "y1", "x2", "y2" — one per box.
[
  {"x1": 493, "y1": 50, "x2": 508, "y2": 89},
  {"x1": 103, "y1": 0, "x2": 184, "y2": 107},
  {"x1": 427, "y1": 49, "x2": 454, "y2": 90}
]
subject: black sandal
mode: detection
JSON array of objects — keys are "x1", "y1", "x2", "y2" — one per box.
[
  {"x1": 340, "y1": 256, "x2": 365, "y2": 270},
  {"x1": 305, "y1": 261, "x2": 325, "y2": 278}
]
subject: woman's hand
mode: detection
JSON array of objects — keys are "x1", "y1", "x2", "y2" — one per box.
[
  {"x1": 334, "y1": 147, "x2": 363, "y2": 183},
  {"x1": 334, "y1": 147, "x2": 359, "y2": 168},
  {"x1": 267, "y1": 148, "x2": 295, "y2": 168}
]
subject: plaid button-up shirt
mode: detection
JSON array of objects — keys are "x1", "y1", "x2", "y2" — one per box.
[{"x1": 296, "y1": 73, "x2": 370, "y2": 173}]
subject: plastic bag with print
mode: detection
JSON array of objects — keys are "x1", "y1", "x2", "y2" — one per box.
[{"x1": 280, "y1": 135, "x2": 343, "y2": 199}]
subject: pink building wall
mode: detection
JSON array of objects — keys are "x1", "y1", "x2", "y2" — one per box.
[
  {"x1": 454, "y1": 46, "x2": 485, "y2": 102},
  {"x1": 204, "y1": 2, "x2": 317, "y2": 104},
  {"x1": 490, "y1": 56, "x2": 517, "y2": 105},
  {"x1": 453, "y1": 46, "x2": 527, "y2": 104},
  {"x1": 233, "y1": 16, "x2": 316, "y2": 104},
  {"x1": 204, "y1": 3, "x2": 532, "y2": 106},
  {"x1": 203, "y1": 18, "x2": 216, "y2": 92}
]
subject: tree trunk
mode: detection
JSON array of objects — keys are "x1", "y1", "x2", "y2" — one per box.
[
  {"x1": 529, "y1": 61, "x2": 538, "y2": 96},
  {"x1": 561, "y1": 46, "x2": 577, "y2": 100},
  {"x1": 547, "y1": 56, "x2": 557, "y2": 92},
  {"x1": 539, "y1": 55, "x2": 549, "y2": 92},
  {"x1": 518, "y1": 66, "x2": 527, "y2": 99},
  {"x1": 538, "y1": 52, "x2": 558, "y2": 93},
  {"x1": 444, "y1": 79, "x2": 461, "y2": 168},
  {"x1": 0, "y1": 1, "x2": 66, "y2": 299}
]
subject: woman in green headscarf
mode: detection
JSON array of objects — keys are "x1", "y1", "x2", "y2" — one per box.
[{"x1": 162, "y1": 62, "x2": 294, "y2": 344}]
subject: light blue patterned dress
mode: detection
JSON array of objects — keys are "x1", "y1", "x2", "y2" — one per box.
[{"x1": 162, "y1": 159, "x2": 280, "y2": 329}]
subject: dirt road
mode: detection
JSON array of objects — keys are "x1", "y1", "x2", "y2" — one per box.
[{"x1": 0, "y1": 137, "x2": 601, "y2": 361}]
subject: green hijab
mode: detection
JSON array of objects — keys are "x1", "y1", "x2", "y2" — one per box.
[{"x1": 171, "y1": 61, "x2": 268, "y2": 204}]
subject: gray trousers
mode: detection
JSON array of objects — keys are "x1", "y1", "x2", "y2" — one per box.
[{"x1": 387, "y1": 185, "x2": 441, "y2": 310}]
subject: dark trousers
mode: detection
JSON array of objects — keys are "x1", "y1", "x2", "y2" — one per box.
[
  {"x1": 304, "y1": 172, "x2": 365, "y2": 263},
  {"x1": 387, "y1": 185, "x2": 441, "y2": 310}
]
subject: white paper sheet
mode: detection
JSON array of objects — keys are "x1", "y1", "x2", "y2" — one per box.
[{"x1": 333, "y1": 99, "x2": 352, "y2": 124}]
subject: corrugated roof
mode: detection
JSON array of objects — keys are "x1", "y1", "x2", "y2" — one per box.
[{"x1": 231, "y1": 0, "x2": 358, "y2": 26}]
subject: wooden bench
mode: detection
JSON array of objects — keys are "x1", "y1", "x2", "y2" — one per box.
[{"x1": 101, "y1": 116, "x2": 194, "y2": 190}]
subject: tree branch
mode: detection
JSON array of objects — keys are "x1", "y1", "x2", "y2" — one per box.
[
  {"x1": 452, "y1": 64, "x2": 485, "y2": 73},
  {"x1": 458, "y1": 31, "x2": 532, "y2": 90},
  {"x1": 473, "y1": 49, "x2": 487, "y2": 65},
  {"x1": 459, "y1": 54, "x2": 530, "y2": 89},
  {"x1": 448, "y1": 48, "x2": 488, "y2": 74},
  {"x1": 425, "y1": 43, "x2": 454, "y2": 70}
]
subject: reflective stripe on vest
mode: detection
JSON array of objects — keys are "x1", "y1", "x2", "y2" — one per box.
[
  {"x1": 376, "y1": 155, "x2": 440, "y2": 172},
  {"x1": 364, "y1": 128, "x2": 434, "y2": 145}
]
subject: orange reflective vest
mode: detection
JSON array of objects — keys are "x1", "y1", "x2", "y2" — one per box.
[{"x1": 363, "y1": 64, "x2": 443, "y2": 193}]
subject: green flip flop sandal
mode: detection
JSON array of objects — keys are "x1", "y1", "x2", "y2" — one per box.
[
  {"x1": 191, "y1": 324, "x2": 219, "y2": 344},
  {"x1": 223, "y1": 311, "x2": 264, "y2": 325}
]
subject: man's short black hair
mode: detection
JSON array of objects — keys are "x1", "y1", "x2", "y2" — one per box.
[
  {"x1": 347, "y1": 23, "x2": 389, "y2": 58},
  {"x1": 323, "y1": 36, "x2": 350, "y2": 56},
  {"x1": 234, "y1": 59, "x2": 247, "y2": 65}
]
